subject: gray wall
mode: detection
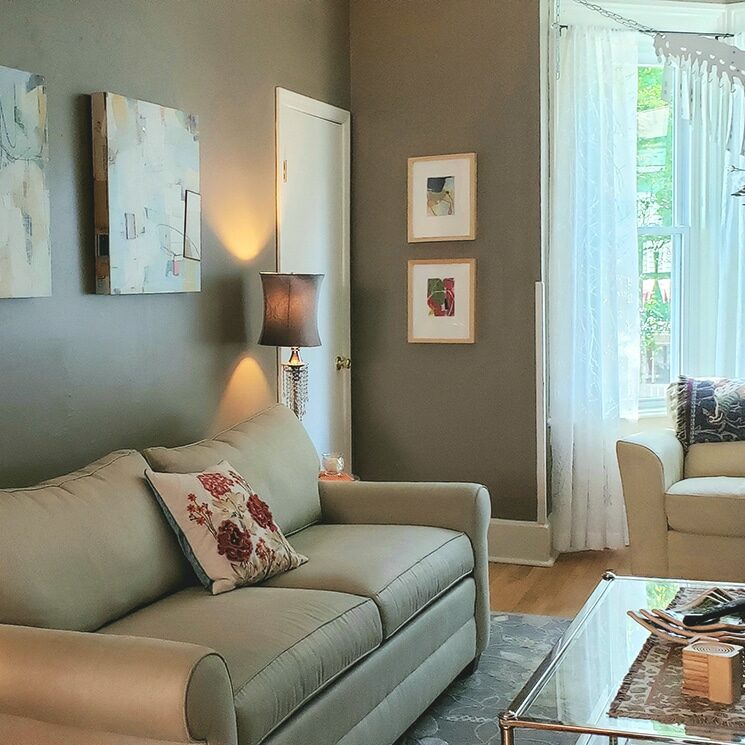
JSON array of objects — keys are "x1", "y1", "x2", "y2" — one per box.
[
  {"x1": 0, "y1": 0, "x2": 350, "y2": 487},
  {"x1": 349, "y1": 0, "x2": 542, "y2": 520}
]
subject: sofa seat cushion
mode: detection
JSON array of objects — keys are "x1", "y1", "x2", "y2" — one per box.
[
  {"x1": 666, "y1": 477, "x2": 745, "y2": 538},
  {"x1": 100, "y1": 586, "x2": 382, "y2": 745},
  {"x1": 263, "y1": 524, "x2": 474, "y2": 638}
]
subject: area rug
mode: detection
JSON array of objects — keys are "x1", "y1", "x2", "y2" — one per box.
[
  {"x1": 609, "y1": 585, "x2": 745, "y2": 730},
  {"x1": 396, "y1": 613, "x2": 571, "y2": 745},
  {"x1": 610, "y1": 636, "x2": 745, "y2": 730}
]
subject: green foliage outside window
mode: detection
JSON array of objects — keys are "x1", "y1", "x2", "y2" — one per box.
[
  {"x1": 638, "y1": 67, "x2": 673, "y2": 227},
  {"x1": 638, "y1": 67, "x2": 673, "y2": 389},
  {"x1": 641, "y1": 281, "x2": 670, "y2": 353}
]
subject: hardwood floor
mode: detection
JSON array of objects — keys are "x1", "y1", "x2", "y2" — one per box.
[{"x1": 489, "y1": 548, "x2": 632, "y2": 618}]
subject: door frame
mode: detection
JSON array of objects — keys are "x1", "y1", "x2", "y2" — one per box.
[{"x1": 274, "y1": 87, "x2": 352, "y2": 461}]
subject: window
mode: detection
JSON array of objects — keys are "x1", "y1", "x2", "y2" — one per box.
[
  {"x1": 636, "y1": 64, "x2": 686, "y2": 411},
  {"x1": 547, "y1": 1, "x2": 745, "y2": 416}
]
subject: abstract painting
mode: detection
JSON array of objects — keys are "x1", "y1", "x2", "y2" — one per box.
[
  {"x1": 426, "y1": 176, "x2": 455, "y2": 216},
  {"x1": 0, "y1": 65, "x2": 51, "y2": 298},
  {"x1": 408, "y1": 153, "x2": 476, "y2": 242},
  {"x1": 409, "y1": 259, "x2": 475, "y2": 344},
  {"x1": 427, "y1": 277, "x2": 456, "y2": 316},
  {"x1": 92, "y1": 92, "x2": 200, "y2": 294}
]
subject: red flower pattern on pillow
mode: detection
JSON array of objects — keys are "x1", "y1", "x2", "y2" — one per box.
[
  {"x1": 197, "y1": 471, "x2": 235, "y2": 498},
  {"x1": 147, "y1": 461, "x2": 307, "y2": 595},
  {"x1": 186, "y1": 495, "x2": 213, "y2": 528},
  {"x1": 247, "y1": 493, "x2": 277, "y2": 532},
  {"x1": 216, "y1": 520, "x2": 254, "y2": 563},
  {"x1": 255, "y1": 537, "x2": 275, "y2": 565}
]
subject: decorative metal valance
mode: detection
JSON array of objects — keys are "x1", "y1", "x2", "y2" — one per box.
[{"x1": 655, "y1": 34, "x2": 745, "y2": 91}]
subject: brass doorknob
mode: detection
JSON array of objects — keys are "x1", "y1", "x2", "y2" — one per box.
[{"x1": 335, "y1": 356, "x2": 351, "y2": 370}]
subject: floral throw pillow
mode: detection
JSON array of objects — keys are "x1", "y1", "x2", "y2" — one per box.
[{"x1": 145, "y1": 460, "x2": 307, "y2": 595}]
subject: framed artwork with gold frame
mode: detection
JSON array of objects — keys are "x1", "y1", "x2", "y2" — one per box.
[
  {"x1": 407, "y1": 153, "x2": 476, "y2": 243},
  {"x1": 408, "y1": 258, "x2": 476, "y2": 344}
]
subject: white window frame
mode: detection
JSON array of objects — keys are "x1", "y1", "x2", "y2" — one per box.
[
  {"x1": 544, "y1": 0, "x2": 731, "y2": 415},
  {"x1": 636, "y1": 227, "x2": 687, "y2": 413},
  {"x1": 637, "y1": 61, "x2": 690, "y2": 414}
]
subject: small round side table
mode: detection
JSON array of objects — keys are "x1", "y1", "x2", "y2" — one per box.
[{"x1": 318, "y1": 472, "x2": 358, "y2": 482}]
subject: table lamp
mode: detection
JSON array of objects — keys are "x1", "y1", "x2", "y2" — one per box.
[{"x1": 258, "y1": 272, "x2": 324, "y2": 420}]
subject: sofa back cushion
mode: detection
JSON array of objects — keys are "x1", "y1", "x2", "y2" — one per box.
[
  {"x1": 685, "y1": 442, "x2": 745, "y2": 478},
  {"x1": 143, "y1": 405, "x2": 321, "y2": 535},
  {"x1": 0, "y1": 450, "x2": 193, "y2": 631}
]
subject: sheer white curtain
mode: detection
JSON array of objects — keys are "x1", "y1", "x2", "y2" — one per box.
[
  {"x1": 669, "y1": 34, "x2": 745, "y2": 377},
  {"x1": 549, "y1": 28, "x2": 640, "y2": 552}
]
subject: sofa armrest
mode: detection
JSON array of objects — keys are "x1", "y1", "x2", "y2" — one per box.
[
  {"x1": 319, "y1": 480, "x2": 491, "y2": 656},
  {"x1": 0, "y1": 624, "x2": 237, "y2": 745},
  {"x1": 617, "y1": 430, "x2": 684, "y2": 578}
]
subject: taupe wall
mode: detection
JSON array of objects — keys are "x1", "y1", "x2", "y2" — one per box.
[
  {"x1": 0, "y1": 0, "x2": 350, "y2": 487},
  {"x1": 349, "y1": 0, "x2": 542, "y2": 520},
  {"x1": 2, "y1": 0, "x2": 542, "y2": 519}
]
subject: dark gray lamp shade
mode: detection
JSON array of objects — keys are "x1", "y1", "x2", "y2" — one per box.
[{"x1": 258, "y1": 273, "x2": 324, "y2": 348}]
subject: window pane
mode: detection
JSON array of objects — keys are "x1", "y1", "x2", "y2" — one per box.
[
  {"x1": 639, "y1": 234, "x2": 673, "y2": 401},
  {"x1": 637, "y1": 67, "x2": 674, "y2": 227}
]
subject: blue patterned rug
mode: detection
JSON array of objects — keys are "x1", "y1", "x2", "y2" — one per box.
[{"x1": 397, "y1": 613, "x2": 572, "y2": 745}]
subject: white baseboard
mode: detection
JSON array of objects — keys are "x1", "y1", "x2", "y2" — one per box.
[{"x1": 488, "y1": 518, "x2": 557, "y2": 567}]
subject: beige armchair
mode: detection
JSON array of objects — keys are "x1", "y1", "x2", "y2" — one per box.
[{"x1": 617, "y1": 430, "x2": 745, "y2": 581}]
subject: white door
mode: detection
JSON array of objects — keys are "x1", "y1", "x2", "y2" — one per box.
[{"x1": 276, "y1": 88, "x2": 352, "y2": 468}]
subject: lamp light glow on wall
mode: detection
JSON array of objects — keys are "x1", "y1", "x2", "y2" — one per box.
[{"x1": 258, "y1": 272, "x2": 324, "y2": 420}]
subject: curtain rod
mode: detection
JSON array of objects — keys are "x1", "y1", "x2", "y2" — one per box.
[{"x1": 558, "y1": 24, "x2": 734, "y2": 38}]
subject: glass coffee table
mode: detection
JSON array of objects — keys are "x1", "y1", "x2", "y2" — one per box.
[{"x1": 500, "y1": 573, "x2": 745, "y2": 745}]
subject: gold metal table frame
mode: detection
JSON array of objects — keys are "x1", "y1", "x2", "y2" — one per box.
[{"x1": 499, "y1": 572, "x2": 745, "y2": 745}]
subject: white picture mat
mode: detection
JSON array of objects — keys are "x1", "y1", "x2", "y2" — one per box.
[
  {"x1": 410, "y1": 261, "x2": 474, "y2": 342},
  {"x1": 410, "y1": 156, "x2": 473, "y2": 240}
]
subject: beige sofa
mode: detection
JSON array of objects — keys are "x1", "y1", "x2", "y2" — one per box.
[
  {"x1": 618, "y1": 429, "x2": 745, "y2": 581},
  {"x1": 0, "y1": 404, "x2": 490, "y2": 745}
]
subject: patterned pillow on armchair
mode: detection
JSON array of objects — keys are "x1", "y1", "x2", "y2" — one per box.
[{"x1": 672, "y1": 376, "x2": 745, "y2": 450}]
